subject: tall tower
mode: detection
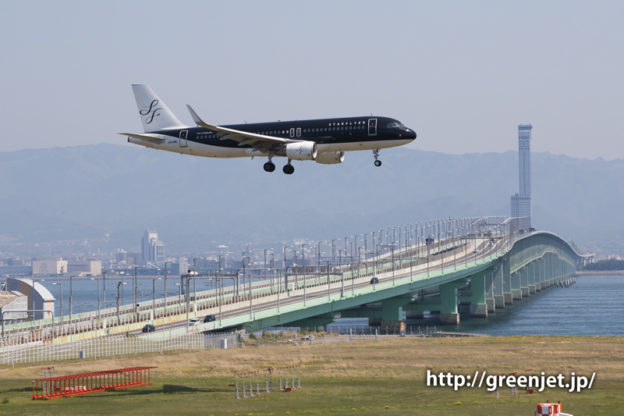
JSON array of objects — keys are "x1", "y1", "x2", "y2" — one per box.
[
  {"x1": 511, "y1": 124, "x2": 532, "y2": 230},
  {"x1": 142, "y1": 230, "x2": 165, "y2": 266}
]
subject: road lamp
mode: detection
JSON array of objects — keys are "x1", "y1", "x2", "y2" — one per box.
[
  {"x1": 326, "y1": 260, "x2": 331, "y2": 299},
  {"x1": 133, "y1": 266, "x2": 138, "y2": 322},
  {"x1": 358, "y1": 247, "x2": 362, "y2": 282},
  {"x1": 152, "y1": 274, "x2": 156, "y2": 322},
  {"x1": 97, "y1": 273, "x2": 101, "y2": 328},
  {"x1": 364, "y1": 233, "x2": 369, "y2": 276},
  {"x1": 350, "y1": 256, "x2": 354, "y2": 295},
  {"x1": 185, "y1": 272, "x2": 191, "y2": 332},
  {"x1": 163, "y1": 261, "x2": 168, "y2": 318},
  {"x1": 372, "y1": 231, "x2": 376, "y2": 276},
  {"x1": 102, "y1": 270, "x2": 106, "y2": 310},
  {"x1": 391, "y1": 241, "x2": 395, "y2": 285},
  {"x1": 270, "y1": 250, "x2": 275, "y2": 293},
  {"x1": 116, "y1": 280, "x2": 122, "y2": 325},
  {"x1": 302, "y1": 243, "x2": 306, "y2": 306},
  {"x1": 58, "y1": 280, "x2": 63, "y2": 324},
  {"x1": 69, "y1": 274, "x2": 74, "y2": 332}
]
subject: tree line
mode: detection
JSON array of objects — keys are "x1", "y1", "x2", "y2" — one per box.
[{"x1": 583, "y1": 259, "x2": 624, "y2": 271}]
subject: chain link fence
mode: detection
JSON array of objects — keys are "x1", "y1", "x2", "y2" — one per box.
[{"x1": 0, "y1": 331, "x2": 239, "y2": 367}]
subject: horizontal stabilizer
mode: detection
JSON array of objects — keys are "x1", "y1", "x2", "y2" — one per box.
[{"x1": 119, "y1": 132, "x2": 166, "y2": 144}]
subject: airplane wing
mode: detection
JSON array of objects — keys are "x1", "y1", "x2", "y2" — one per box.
[
  {"x1": 186, "y1": 105, "x2": 288, "y2": 153},
  {"x1": 118, "y1": 132, "x2": 166, "y2": 144}
]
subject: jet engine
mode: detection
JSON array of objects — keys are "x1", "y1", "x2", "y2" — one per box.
[
  {"x1": 285, "y1": 141, "x2": 317, "y2": 161},
  {"x1": 315, "y1": 151, "x2": 345, "y2": 164}
]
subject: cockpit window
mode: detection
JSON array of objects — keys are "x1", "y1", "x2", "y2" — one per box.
[{"x1": 386, "y1": 121, "x2": 405, "y2": 129}]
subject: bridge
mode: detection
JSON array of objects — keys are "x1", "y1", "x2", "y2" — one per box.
[{"x1": 0, "y1": 217, "x2": 583, "y2": 347}]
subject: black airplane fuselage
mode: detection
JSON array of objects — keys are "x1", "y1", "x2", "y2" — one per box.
[{"x1": 125, "y1": 84, "x2": 417, "y2": 173}]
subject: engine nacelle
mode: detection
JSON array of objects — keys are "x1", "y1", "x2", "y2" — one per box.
[
  {"x1": 285, "y1": 141, "x2": 317, "y2": 161},
  {"x1": 315, "y1": 151, "x2": 345, "y2": 164}
]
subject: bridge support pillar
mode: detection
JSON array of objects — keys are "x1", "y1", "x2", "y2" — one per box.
[
  {"x1": 380, "y1": 297, "x2": 411, "y2": 322},
  {"x1": 492, "y1": 261, "x2": 505, "y2": 309},
  {"x1": 469, "y1": 270, "x2": 489, "y2": 318},
  {"x1": 520, "y1": 268, "x2": 530, "y2": 297},
  {"x1": 502, "y1": 256, "x2": 513, "y2": 305},
  {"x1": 536, "y1": 256, "x2": 546, "y2": 291},
  {"x1": 511, "y1": 271, "x2": 522, "y2": 301},
  {"x1": 527, "y1": 262, "x2": 537, "y2": 294},
  {"x1": 439, "y1": 281, "x2": 465, "y2": 325},
  {"x1": 485, "y1": 269, "x2": 496, "y2": 314}
]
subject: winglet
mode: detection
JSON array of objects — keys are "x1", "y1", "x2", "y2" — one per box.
[{"x1": 186, "y1": 105, "x2": 206, "y2": 126}]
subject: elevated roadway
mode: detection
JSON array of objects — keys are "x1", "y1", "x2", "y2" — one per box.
[{"x1": 1, "y1": 218, "x2": 583, "y2": 346}]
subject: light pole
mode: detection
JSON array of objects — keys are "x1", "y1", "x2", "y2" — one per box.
[
  {"x1": 282, "y1": 245, "x2": 287, "y2": 270},
  {"x1": 69, "y1": 274, "x2": 74, "y2": 331},
  {"x1": 102, "y1": 270, "x2": 106, "y2": 310},
  {"x1": 185, "y1": 273, "x2": 191, "y2": 332},
  {"x1": 97, "y1": 273, "x2": 101, "y2": 328},
  {"x1": 372, "y1": 231, "x2": 376, "y2": 276},
  {"x1": 270, "y1": 251, "x2": 275, "y2": 293},
  {"x1": 264, "y1": 248, "x2": 268, "y2": 282},
  {"x1": 340, "y1": 266, "x2": 344, "y2": 297},
  {"x1": 163, "y1": 261, "x2": 168, "y2": 317},
  {"x1": 59, "y1": 280, "x2": 63, "y2": 324},
  {"x1": 133, "y1": 266, "x2": 138, "y2": 322},
  {"x1": 391, "y1": 242, "x2": 395, "y2": 285},
  {"x1": 152, "y1": 275, "x2": 156, "y2": 322},
  {"x1": 453, "y1": 219, "x2": 457, "y2": 271},
  {"x1": 116, "y1": 280, "x2": 122, "y2": 325},
  {"x1": 350, "y1": 256, "x2": 354, "y2": 295},
  {"x1": 364, "y1": 233, "x2": 369, "y2": 275},
  {"x1": 326, "y1": 260, "x2": 331, "y2": 299},
  {"x1": 302, "y1": 244, "x2": 306, "y2": 306},
  {"x1": 358, "y1": 247, "x2": 362, "y2": 282}
]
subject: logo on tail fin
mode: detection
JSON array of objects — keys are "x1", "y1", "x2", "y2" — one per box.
[{"x1": 139, "y1": 99, "x2": 162, "y2": 125}]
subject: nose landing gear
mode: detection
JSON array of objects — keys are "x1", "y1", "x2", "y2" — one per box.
[{"x1": 373, "y1": 149, "x2": 382, "y2": 167}]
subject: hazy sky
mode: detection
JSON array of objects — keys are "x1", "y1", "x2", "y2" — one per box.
[{"x1": 1, "y1": 1, "x2": 622, "y2": 159}]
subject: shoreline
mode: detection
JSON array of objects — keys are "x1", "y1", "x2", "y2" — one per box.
[{"x1": 576, "y1": 270, "x2": 624, "y2": 275}]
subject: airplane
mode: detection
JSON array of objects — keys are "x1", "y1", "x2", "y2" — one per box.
[{"x1": 121, "y1": 84, "x2": 417, "y2": 174}]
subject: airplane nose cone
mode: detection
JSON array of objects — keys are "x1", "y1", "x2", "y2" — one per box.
[{"x1": 406, "y1": 128, "x2": 417, "y2": 140}]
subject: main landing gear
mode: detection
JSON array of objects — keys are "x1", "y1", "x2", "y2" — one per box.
[
  {"x1": 283, "y1": 161, "x2": 294, "y2": 175},
  {"x1": 373, "y1": 149, "x2": 382, "y2": 167},
  {"x1": 263, "y1": 161, "x2": 276, "y2": 172},
  {"x1": 264, "y1": 157, "x2": 294, "y2": 174}
]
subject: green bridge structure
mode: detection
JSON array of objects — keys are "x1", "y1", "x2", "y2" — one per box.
[{"x1": 0, "y1": 217, "x2": 585, "y2": 346}]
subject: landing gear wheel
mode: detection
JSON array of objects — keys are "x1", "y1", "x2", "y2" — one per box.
[
  {"x1": 283, "y1": 164, "x2": 295, "y2": 175},
  {"x1": 373, "y1": 149, "x2": 382, "y2": 167},
  {"x1": 263, "y1": 161, "x2": 276, "y2": 172}
]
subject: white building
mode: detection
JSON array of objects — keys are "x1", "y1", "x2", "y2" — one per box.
[
  {"x1": 142, "y1": 230, "x2": 165, "y2": 266},
  {"x1": 5, "y1": 278, "x2": 55, "y2": 320},
  {"x1": 67, "y1": 260, "x2": 102, "y2": 276},
  {"x1": 32, "y1": 259, "x2": 68, "y2": 275}
]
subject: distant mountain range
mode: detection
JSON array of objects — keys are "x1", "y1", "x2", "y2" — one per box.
[{"x1": 1, "y1": 144, "x2": 622, "y2": 256}]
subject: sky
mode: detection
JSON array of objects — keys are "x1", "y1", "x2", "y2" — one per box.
[{"x1": 1, "y1": 1, "x2": 623, "y2": 159}]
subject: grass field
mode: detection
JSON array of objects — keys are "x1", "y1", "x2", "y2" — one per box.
[{"x1": 1, "y1": 335, "x2": 623, "y2": 415}]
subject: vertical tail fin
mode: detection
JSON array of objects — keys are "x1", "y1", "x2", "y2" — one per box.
[{"x1": 132, "y1": 84, "x2": 185, "y2": 132}]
